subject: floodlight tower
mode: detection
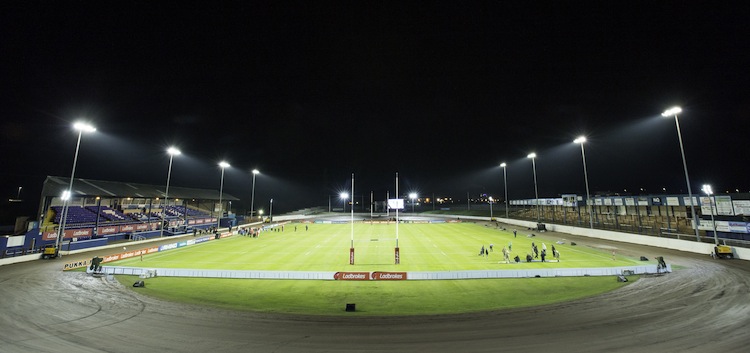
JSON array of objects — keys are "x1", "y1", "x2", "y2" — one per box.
[
  {"x1": 501, "y1": 163, "x2": 508, "y2": 219},
  {"x1": 340, "y1": 192, "x2": 348, "y2": 213},
  {"x1": 527, "y1": 153, "x2": 540, "y2": 223},
  {"x1": 56, "y1": 121, "x2": 96, "y2": 255},
  {"x1": 250, "y1": 169, "x2": 260, "y2": 221},
  {"x1": 574, "y1": 137, "x2": 594, "y2": 229},
  {"x1": 217, "y1": 161, "x2": 230, "y2": 229},
  {"x1": 702, "y1": 184, "x2": 719, "y2": 245},
  {"x1": 662, "y1": 106, "x2": 700, "y2": 241},
  {"x1": 160, "y1": 147, "x2": 181, "y2": 237},
  {"x1": 489, "y1": 196, "x2": 494, "y2": 219}
]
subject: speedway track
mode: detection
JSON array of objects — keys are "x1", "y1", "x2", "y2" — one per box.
[{"x1": 0, "y1": 232, "x2": 748, "y2": 352}]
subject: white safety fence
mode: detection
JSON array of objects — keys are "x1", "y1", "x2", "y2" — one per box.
[{"x1": 100, "y1": 265, "x2": 668, "y2": 280}]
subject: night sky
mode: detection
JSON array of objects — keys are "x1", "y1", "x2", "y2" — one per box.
[{"x1": 1, "y1": 1, "x2": 748, "y2": 222}]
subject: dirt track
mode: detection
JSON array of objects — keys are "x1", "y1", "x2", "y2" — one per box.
[{"x1": 1, "y1": 231, "x2": 748, "y2": 352}]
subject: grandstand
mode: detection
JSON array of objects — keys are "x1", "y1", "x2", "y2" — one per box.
[{"x1": 0, "y1": 176, "x2": 240, "y2": 257}]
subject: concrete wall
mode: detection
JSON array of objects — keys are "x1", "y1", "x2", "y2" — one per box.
[
  {"x1": 0, "y1": 253, "x2": 42, "y2": 266},
  {"x1": 487, "y1": 216, "x2": 748, "y2": 260}
]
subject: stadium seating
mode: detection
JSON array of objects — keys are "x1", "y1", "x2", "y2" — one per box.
[{"x1": 52, "y1": 206, "x2": 98, "y2": 224}]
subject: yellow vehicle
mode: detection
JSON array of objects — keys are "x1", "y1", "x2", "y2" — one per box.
[
  {"x1": 714, "y1": 245, "x2": 734, "y2": 259},
  {"x1": 41, "y1": 245, "x2": 59, "y2": 259}
]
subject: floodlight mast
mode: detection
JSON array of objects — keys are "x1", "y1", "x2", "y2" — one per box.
[
  {"x1": 527, "y1": 153, "x2": 540, "y2": 223},
  {"x1": 161, "y1": 147, "x2": 181, "y2": 237},
  {"x1": 250, "y1": 169, "x2": 259, "y2": 221},
  {"x1": 702, "y1": 184, "x2": 719, "y2": 245},
  {"x1": 574, "y1": 137, "x2": 594, "y2": 229},
  {"x1": 56, "y1": 122, "x2": 96, "y2": 255},
  {"x1": 217, "y1": 161, "x2": 230, "y2": 229},
  {"x1": 500, "y1": 163, "x2": 508, "y2": 219},
  {"x1": 662, "y1": 106, "x2": 700, "y2": 242}
]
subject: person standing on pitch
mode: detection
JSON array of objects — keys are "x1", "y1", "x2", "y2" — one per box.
[{"x1": 513, "y1": 229, "x2": 517, "y2": 238}]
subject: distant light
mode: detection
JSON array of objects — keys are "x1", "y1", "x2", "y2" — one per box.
[
  {"x1": 167, "y1": 147, "x2": 181, "y2": 156},
  {"x1": 702, "y1": 184, "x2": 713, "y2": 195},
  {"x1": 574, "y1": 136, "x2": 586, "y2": 144},
  {"x1": 527, "y1": 153, "x2": 536, "y2": 159},
  {"x1": 73, "y1": 121, "x2": 96, "y2": 133},
  {"x1": 661, "y1": 106, "x2": 682, "y2": 117},
  {"x1": 340, "y1": 192, "x2": 349, "y2": 199},
  {"x1": 252, "y1": 169, "x2": 260, "y2": 175},
  {"x1": 409, "y1": 192, "x2": 417, "y2": 199},
  {"x1": 500, "y1": 162, "x2": 507, "y2": 167},
  {"x1": 219, "y1": 161, "x2": 230, "y2": 168},
  {"x1": 489, "y1": 196, "x2": 494, "y2": 202}
]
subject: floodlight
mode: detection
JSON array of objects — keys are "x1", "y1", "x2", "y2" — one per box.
[
  {"x1": 219, "y1": 161, "x2": 230, "y2": 168},
  {"x1": 702, "y1": 184, "x2": 713, "y2": 195},
  {"x1": 527, "y1": 153, "x2": 536, "y2": 159},
  {"x1": 252, "y1": 169, "x2": 260, "y2": 175},
  {"x1": 661, "y1": 106, "x2": 682, "y2": 117},
  {"x1": 340, "y1": 192, "x2": 349, "y2": 199},
  {"x1": 167, "y1": 147, "x2": 181, "y2": 155},
  {"x1": 500, "y1": 162, "x2": 506, "y2": 167},
  {"x1": 73, "y1": 121, "x2": 96, "y2": 133},
  {"x1": 574, "y1": 136, "x2": 586, "y2": 144}
]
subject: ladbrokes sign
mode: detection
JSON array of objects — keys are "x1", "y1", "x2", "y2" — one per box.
[
  {"x1": 333, "y1": 272, "x2": 370, "y2": 280},
  {"x1": 371, "y1": 272, "x2": 407, "y2": 280},
  {"x1": 333, "y1": 271, "x2": 407, "y2": 281}
]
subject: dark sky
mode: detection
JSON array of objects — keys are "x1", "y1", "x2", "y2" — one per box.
[{"x1": 1, "y1": 1, "x2": 748, "y2": 221}]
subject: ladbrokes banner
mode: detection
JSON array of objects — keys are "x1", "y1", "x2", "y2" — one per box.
[
  {"x1": 333, "y1": 272, "x2": 370, "y2": 280},
  {"x1": 334, "y1": 272, "x2": 407, "y2": 280}
]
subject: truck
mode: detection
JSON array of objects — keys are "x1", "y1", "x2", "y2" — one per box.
[
  {"x1": 714, "y1": 244, "x2": 734, "y2": 259},
  {"x1": 41, "y1": 245, "x2": 59, "y2": 259}
]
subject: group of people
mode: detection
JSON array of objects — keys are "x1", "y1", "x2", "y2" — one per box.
[
  {"x1": 529, "y1": 242, "x2": 560, "y2": 262},
  {"x1": 479, "y1": 239, "x2": 560, "y2": 264}
]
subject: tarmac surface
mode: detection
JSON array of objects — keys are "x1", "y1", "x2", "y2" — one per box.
[{"x1": 1, "y1": 229, "x2": 748, "y2": 352}]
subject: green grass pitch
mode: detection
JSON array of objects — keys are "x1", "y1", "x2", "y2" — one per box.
[
  {"x1": 114, "y1": 222, "x2": 638, "y2": 270},
  {"x1": 113, "y1": 222, "x2": 640, "y2": 315}
]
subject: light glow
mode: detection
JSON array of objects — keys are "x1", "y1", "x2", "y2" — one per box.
[
  {"x1": 661, "y1": 106, "x2": 682, "y2": 117},
  {"x1": 73, "y1": 122, "x2": 96, "y2": 133}
]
